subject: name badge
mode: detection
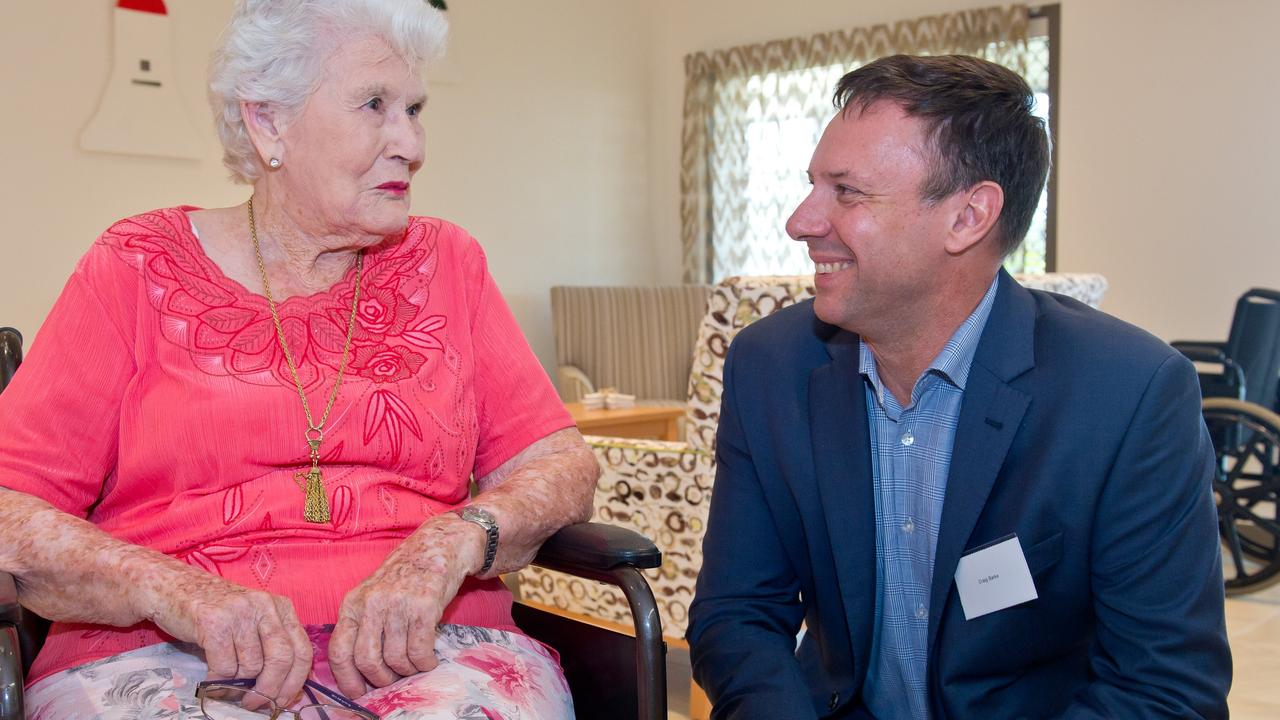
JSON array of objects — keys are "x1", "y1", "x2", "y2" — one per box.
[{"x1": 954, "y1": 534, "x2": 1038, "y2": 620}]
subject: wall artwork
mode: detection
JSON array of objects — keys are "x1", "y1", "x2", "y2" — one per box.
[{"x1": 81, "y1": 0, "x2": 203, "y2": 160}]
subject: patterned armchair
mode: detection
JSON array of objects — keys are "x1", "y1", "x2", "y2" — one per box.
[{"x1": 519, "y1": 272, "x2": 1107, "y2": 639}]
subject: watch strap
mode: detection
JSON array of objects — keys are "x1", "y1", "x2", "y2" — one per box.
[{"x1": 454, "y1": 506, "x2": 499, "y2": 575}]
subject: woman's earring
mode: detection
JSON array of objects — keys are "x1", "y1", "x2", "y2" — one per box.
[{"x1": 269, "y1": 158, "x2": 282, "y2": 169}]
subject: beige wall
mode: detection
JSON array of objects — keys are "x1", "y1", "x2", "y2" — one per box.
[
  {"x1": 5, "y1": 0, "x2": 1278, "y2": 364},
  {"x1": 0, "y1": 0, "x2": 654, "y2": 369},
  {"x1": 1, "y1": 0, "x2": 244, "y2": 346},
  {"x1": 418, "y1": 0, "x2": 653, "y2": 366},
  {"x1": 649, "y1": 0, "x2": 1280, "y2": 343}
]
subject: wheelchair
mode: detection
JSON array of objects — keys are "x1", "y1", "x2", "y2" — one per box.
[
  {"x1": 1172, "y1": 289, "x2": 1280, "y2": 595},
  {"x1": 0, "y1": 326, "x2": 667, "y2": 719}
]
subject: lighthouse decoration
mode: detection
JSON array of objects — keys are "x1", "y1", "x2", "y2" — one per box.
[{"x1": 81, "y1": 0, "x2": 203, "y2": 159}]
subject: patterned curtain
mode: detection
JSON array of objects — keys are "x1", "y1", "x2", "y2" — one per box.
[{"x1": 680, "y1": 5, "x2": 1031, "y2": 284}]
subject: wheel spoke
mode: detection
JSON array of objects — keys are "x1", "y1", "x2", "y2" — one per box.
[
  {"x1": 1224, "y1": 450, "x2": 1249, "y2": 485},
  {"x1": 1234, "y1": 483, "x2": 1275, "y2": 501},
  {"x1": 1247, "y1": 442, "x2": 1278, "y2": 480},
  {"x1": 1235, "y1": 506, "x2": 1280, "y2": 542},
  {"x1": 1224, "y1": 517, "x2": 1249, "y2": 578}
]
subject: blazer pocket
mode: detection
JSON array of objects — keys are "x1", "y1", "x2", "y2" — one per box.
[{"x1": 1023, "y1": 531, "x2": 1064, "y2": 576}]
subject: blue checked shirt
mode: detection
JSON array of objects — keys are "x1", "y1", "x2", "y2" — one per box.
[{"x1": 859, "y1": 277, "x2": 999, "y2": 720}]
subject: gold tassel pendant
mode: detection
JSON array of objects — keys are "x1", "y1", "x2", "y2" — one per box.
[
  {"x1": 301, "y1": 466, "x2": 331, "y2": 523},
  {"x1": 295, "y1": 437, "x2": 330, "y2": 523}
]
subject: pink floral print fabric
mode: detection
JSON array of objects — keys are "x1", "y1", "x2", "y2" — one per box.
[{"x1": 27, "y1": 624, "x2": 573, "y2": 719}]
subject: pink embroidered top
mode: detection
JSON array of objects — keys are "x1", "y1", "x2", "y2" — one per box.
[{"x1": 0, "y1": 207, "x2": 574, "y2": 683}]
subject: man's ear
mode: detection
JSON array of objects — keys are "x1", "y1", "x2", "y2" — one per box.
[
  {"x1": 241, "y1": 100, "x2": 286, "y2": 168},
  {"x1": 944, "y1": 181, "x2": 1004, "y2": 256}
]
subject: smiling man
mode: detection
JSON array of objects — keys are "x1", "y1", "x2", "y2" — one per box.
[{"x1": 687, "y1": 55, "x2": 1230, "y2": 719}]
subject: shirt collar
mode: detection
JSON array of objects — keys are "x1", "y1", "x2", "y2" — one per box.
[{"x1": 859, "y1": 274, "x2": 1000, "y2": 398}]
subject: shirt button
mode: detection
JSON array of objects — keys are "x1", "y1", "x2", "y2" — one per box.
[
  {"x1": 901, "y1": 429, "x2": 915, "y2": 446},
  {"x1": 916, "y1": 602, "x2": 928, "y2": 620},
  {"x1": 829, "y1": 692, "x2": 840, "y2": 710},
  {"x1": 902, "y1": 517, "x2": 915, "y2": 534}
]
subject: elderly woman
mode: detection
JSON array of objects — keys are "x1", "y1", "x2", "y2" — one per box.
[{"x1": 0, "y1": 0, "x2": 596, "y2": 717}]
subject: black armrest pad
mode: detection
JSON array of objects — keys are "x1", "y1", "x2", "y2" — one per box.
[
  {"x1": 0, "y1": 572, "x2": 19, "y2": 627},
  {"x1": 1171, "y1": 340, "x2": 1224, "y2": 350},
  {"x1": 1173, "y1": 342, "x2": 1229, "y2": 364},
  {"x1": 0, "y1": 327, "x2": 21, "y2": 391},
  {"x1": 533, "y1": 522, "x2": 661, "y2": 572},
  {"x1": 0, "y1": 328, "x2": 21, "y2": 355}
]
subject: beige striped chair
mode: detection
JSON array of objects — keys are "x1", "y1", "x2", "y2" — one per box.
[{"x1": 551, "y1": 285, "x2": 712, "y2": 404}]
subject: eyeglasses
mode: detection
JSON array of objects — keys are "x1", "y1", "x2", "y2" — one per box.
[{"x1": 196, "y1": 678, "x2": 380, "y2": 720}]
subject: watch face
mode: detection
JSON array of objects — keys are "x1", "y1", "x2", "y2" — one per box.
[
  {"x1": 458, "y1": 506, "x2": 499, "y2": 575},
  {"x1": 462, "y1": 506, "x2": 496, "y2": 528}
]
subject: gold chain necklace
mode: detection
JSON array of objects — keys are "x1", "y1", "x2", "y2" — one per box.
[{"x1": 248, "y1": 195, "x2": 363, "y2": 523}]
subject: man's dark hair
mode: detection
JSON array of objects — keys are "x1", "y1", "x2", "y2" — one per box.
[{"x1": 833, "y1": 54, "x2": 1050, "y2": 256}]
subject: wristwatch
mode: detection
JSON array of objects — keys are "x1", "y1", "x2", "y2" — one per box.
[{"x1": 453, "y1": 506, "x2": 499, "y2": 575}]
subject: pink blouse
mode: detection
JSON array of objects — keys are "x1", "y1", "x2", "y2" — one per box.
[{"x1": 0, "y1": 207, "x2": 574, "y2": 683}]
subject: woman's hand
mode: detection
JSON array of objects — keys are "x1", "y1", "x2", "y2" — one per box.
[
  {"x1": 327, "y1": 514, "x2": 485, "y2": 698},
  {"x1": 142, "y1": 568, "x2": 313, "y2": 707},
  {"x1": 326, "y1": 427, "x2": 597, "y2": 698},
  {"x1": 0, "y1": 490, "x2": 314, "y2": 706}
]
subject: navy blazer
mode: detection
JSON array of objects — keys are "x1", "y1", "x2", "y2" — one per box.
[{"x1": 688, "y1": 271, "x2": 1231, "y2": 719}]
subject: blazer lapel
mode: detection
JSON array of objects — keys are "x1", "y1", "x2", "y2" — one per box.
[
  {"x1": 809, "y1": 329, "x2": 877, "y2": 673},
  {"x1": 927, "y1": 271, "x2": 1036, "y2": 651}
]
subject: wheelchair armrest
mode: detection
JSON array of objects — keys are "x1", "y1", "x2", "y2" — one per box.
[
  {"x1": 1171, "y1": 341, "x2": 1228, "y2": 363},
  {"x1": 1173, "y1": 341, "x2": 1247, "y2": 398},
  {"x1": 523, "y1": 524, "x2": 667, "y2": 719},
  {"x1": 0, "y1": 572, "x2": 21, "y2": 720},
  {"x1": 0, "y1": 573, "x2": 17, "y2": 628},
  {"x1": 533, "y1": 522, "x2": 661, "y2": 575},
  {"x1": 0, "y1": 328, "x2": 21, "y2": 391},
  {"x1": 0, "y1": 329, "x2": 20, "y2": 359}
]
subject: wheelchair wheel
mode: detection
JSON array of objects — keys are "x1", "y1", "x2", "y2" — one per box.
[{"x1": 1203, "y1": 397, "x2": 1280, "y2": 594}]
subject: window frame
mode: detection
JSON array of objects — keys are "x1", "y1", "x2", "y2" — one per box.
[{"x1": 1031, "y1": 4, "x2": 1061, "y2": 272}]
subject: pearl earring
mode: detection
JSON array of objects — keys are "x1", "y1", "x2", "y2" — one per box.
[{"x1": 269, "y1": 158, "x2": 281, "y2": 169}]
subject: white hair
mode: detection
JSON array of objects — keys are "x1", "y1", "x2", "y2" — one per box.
[{"x1": 208, "y1": 0, "x2": 447, "y2": 184}]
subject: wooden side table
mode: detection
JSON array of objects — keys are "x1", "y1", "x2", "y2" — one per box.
[{"x1": 564, "y1": 403, "x2": 684, "y2": 441}]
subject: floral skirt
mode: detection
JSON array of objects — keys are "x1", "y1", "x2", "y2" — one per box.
[{"x1": 26, "y1": 624, "x2": 574, "y2": 719}]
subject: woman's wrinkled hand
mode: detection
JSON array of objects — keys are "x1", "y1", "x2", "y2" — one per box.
[
  {"x1": 143, "y1": 570, "x2": 313, "y2": 707},
  {"x1": 328, "y1": 514, "x2": 486, "y2": 698}
]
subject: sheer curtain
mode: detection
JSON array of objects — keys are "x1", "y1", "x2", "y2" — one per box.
[{"x1": 680, "y1": 5, "x2": 1032, "y2": 284}]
